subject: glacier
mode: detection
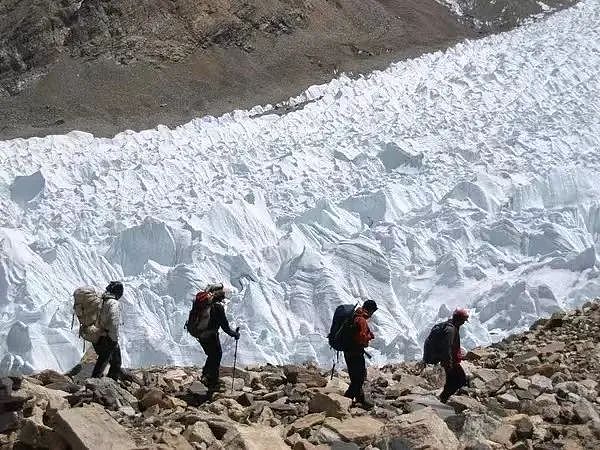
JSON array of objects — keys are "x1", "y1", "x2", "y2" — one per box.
[{"x1": 0, "y1": 0, "x2": 599, "y2": 375}]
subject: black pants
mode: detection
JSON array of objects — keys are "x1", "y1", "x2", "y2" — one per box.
[
  {"x1": 344, "y1": 351, "x2": 366, "y2": 401},
  {"x1": 92, "y1": 336, "x2": 122, "y2": 380},
  {"x1": 440, "y1": 363, "x2": 467, "y2": 402},
  {"x1": 199, "y1": 333, "x2": 222, "y2": 387}
]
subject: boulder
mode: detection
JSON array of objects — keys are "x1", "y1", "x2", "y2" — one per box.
[
  {"x1": 139, "y1": 387, "x2": 174, "y2": 410},
  {"x1": 222, "y1": 424, "x2": 289, "y2": 449},
  {"x1": 85, "y1": 377, "x2": 138, "y2": 411},
  {"x1": 489, "y1": 424, "x2": 516, "y2": 446},
  {"x1": 448, "y1": 396, "x2": 486, "y2": 413},
  {"x1": 464, "y1": 348, "x2": 491, "y2": 361},
  {"x1": 45, "y1": 381, "x2": 82, "y2": 394},
  {"x1": 323, "y1": 416, "x2": 383, "y2": 445},
  {"x1": 183, "y1": 421, "x2": 217, "y2": 446},
  {"x1": 20, "y1": 379, "x2": 69, "y2": 419},
  {"x1": 18, "y1": 417, "x2": 67, "y2": 449},
  {"x1": 497, "y1": 393, "x2": 521, "y2": 410},
  {"x1": 32, "y1": 370, "x2": 73, "y2": 386},
  {"x1": 291, "y1": 412, "x2": 327, "y2": 435},
  {"x1": 471, "y1": 368, "x2": 510, "y2": 393},
  {"x1": 512, "y1": 378, "x2": 531, "y2": 391},
  {"x1": 538, "y1": 342, "x2": 566, "y2": 354},
  {"x1": 284, "y1": 365, "x2": 327, "y2": 388},
  {"x1": 573, "y1": 399, "x2": 600, "y2": 424},
  {"x1": 529, "y1": 374, "x2": 553, "y2": 393},
  {"x1": 157, "y1": 430, "x2": 194, "y2": 450},
  {"x1": 376, "y1": 407, "x2": 459, "y2": 449},
  {"x1": 221, "y1": 376, "x2": 245, "y2": 392},
  {"x1": 309, "y1": 392, "x2": 352, "y2": 419},
  {"x1": 54, "y1": 405, "x2": 138, "y2": 450}
]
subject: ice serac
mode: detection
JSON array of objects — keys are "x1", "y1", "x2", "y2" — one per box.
[{"x1": 0, "y1": 1, "x2": 600, "y2": 371}]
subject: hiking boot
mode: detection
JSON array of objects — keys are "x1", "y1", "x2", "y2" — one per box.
[
  {"x1": 355, "y1": 393, "x2": 374, "y2": 410},
  {"x1": 439, "y1": 393, "x2": 449, "y2": 404}
]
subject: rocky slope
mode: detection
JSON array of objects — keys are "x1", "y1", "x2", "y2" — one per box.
[
  {"x1": 0, "y1": 0, "x2": 577, "y2": 140},
  {"x1": 1, "y1": 300, "x2": 599, "y2": 449}
]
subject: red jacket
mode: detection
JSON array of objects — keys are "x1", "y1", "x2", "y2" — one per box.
[{"x1": 353, "y1": 308, "x2": 374, "y2": 348}]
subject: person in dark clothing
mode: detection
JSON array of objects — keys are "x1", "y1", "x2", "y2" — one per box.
[
  {"x1": 197, "y1": 284, "x2": 239, "y2": 391},
  {"x1": 92, "y1": 281, "x2": 124, "y2": 380},
  {"x1": 438, "y1": 308, "x2": 469, "y2": 403},
  {"x1": 344, "y1": 299, "x2": 378, "y2": 409}
]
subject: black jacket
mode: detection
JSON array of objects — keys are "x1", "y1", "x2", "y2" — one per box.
[
  {"x1": 205, "y1": 301, "x2": 237, "y2": 338},
  {"x1": 423, "y1": 319, "x2": 461, "y2": 364}
]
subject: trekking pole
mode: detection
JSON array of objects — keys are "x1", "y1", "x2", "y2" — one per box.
[{"x1": 231, "y1": 327, "x2": 240, "y2": 392}]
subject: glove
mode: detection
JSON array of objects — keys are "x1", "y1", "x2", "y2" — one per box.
[{"x1": 234, "y1": 331, "x2": 241, "y2": 341}]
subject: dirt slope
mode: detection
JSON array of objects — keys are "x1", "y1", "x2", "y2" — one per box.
[{"x1": 0, "y1": 0, "x2": 577, "y2": 140}]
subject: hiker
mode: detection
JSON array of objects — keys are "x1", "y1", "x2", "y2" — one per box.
[
  {"x1": 343, "y1": 300, "x2": 378, "y2": 408},
  {"x1": 186, "y1": 283, "x2": 239, "y2": 391},
  {"x1": 423, "y1": 308, "x2": 469, "y2": 403},
  {"x1": 91, "y1": 281, "x2": 124, "y2": 380}
]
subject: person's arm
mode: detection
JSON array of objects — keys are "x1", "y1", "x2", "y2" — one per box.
[
  {"x1": 354, "y1": 316, "x2": 373, "y2": 347},
  {"x1": 214, "y1": 303, "x2": 238, "y2": 338}
]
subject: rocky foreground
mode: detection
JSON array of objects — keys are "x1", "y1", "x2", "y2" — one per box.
[{"x1": 1, "y1": 300, "x2": 599, "y2": 450}]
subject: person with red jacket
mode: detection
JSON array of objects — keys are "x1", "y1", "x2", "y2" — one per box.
[
  {"x1": 438, "y1": 308, "x2": 469, "y2": 403},
  {"x1": 343, "y1": 300, "x2": 378, "y2": 409}
]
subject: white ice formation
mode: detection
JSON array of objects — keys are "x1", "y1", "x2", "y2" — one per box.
[{"x1": 0, "y1": 1, "x2": 599, "y2": 375}]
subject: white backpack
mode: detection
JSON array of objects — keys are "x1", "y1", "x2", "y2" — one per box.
[{"x1": 72, "y1": 286, "x2": 103, "y2": 343}]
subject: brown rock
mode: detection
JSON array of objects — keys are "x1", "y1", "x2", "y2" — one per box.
[
  {"x1": 158, "y1": 430, "x2": 194, "y2": 450},
  {"x1": 54, "y1": 405, "x2": 137, "y2": 450},
  {"x1": 489, "y1": 423, "x2": 516, "y2": 446},
  {"x1": 284, "y1": 365, "x2": 327, "y2": 388},
  {"x1": 497, "y1": 393, "x2": 521, "y2": 410},
  {"x1": 324, "y1": 416, "x2": 383, "y2": 445},
  {"x1": 19, "y1": 418, "x2": 68, "y2": 449},
  {"x1": 222, "y1": 424, "x2": 289, "y2": 449},
  {"x1": 183, "y1": 421, "x2": 217, "y2": 446},
  {"x1": 377, "y1": 407, "x2": 459, "y2": 449},
  {"x1": 448, "y1": 396, "x2": 486, "y2": 413},
  {"x1": 308, "y1": 392, "x2": 351, "y2": 419},
  {"x1": 538, "y1": 341, "x2": 566, "y2": 354},
  {"x1": 291, "y1": 412, "x2": 327, "y2": 435},
  {"x1": 140, "y1": 388, "x2": 174, "y2": 410},
  {"x1": 464, "y1": 348, "x2": 490, "y2": 361},
  {"x1": 32, "y1": 370, "x2": 72, "y2": 386}
]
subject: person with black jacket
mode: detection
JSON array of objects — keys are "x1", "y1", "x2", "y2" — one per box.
[{"x1": 196, "y1": 284, "x2": 240, "y2": 391}]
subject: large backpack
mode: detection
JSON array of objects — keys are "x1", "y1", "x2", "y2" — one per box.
[
  {"x1": 423, "y1": 321, "x2": 452, "y2": 364},
  {"x1": 328, "y1": 303, "x2": 358, "y2": 351},
  {"x1": 184, "y1": 291, "x2": 215, "y2": 340},
  {"x1": 72, "y1": 286, "x2": 103, "y2": 343}
]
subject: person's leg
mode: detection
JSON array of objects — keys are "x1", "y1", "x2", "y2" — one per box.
[
  {"x1": 106, "y1": 343, "x2": 122, "y2": 380},
  {"x1": 200, "y1": 334, "x2": 222, "y2": 388},
  {"x1": 92, "y1": 337, "x2": 114, "y2": 378},
  {"x1": 440, "y1": 364, "x2": 466, "y2": 402},
  {"x1": 343, "y1": 351, "x2": 363, "y2": 400},
  {"x1": 353, "y1": 353, "x2": 373, "y2": 408},
  {"x1": 199, "y1": 338, "x2": 211, "y2": 382}
]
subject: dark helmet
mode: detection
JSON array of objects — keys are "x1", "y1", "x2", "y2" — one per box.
[
  {"x1": 106, "y1": 281, "x2": 124, "y2": 299},
  {"x1": 363, "y1": 300, "x2": 378, "y2": 314},
  {"x1": 452, "y1": 308, "x2": 469, "y2": 323}
]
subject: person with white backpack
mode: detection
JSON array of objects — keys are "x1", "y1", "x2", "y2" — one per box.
[{"x1": 72, "y1": 281, "x2": 124, "y2": 380}]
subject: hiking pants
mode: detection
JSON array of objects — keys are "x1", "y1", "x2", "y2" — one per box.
[
  {"x1": 441, "y1": 363, "x2": 467, "y2": 401},
  {"x1": 92, "y1": 336, "x2": 122, "y2": 380},
  {"x1": 199, "y1": 333, "x2": 222, "y2": 386},
  {"x1": 344, "y1": 350, "x2": 366, "y2": 401}
]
